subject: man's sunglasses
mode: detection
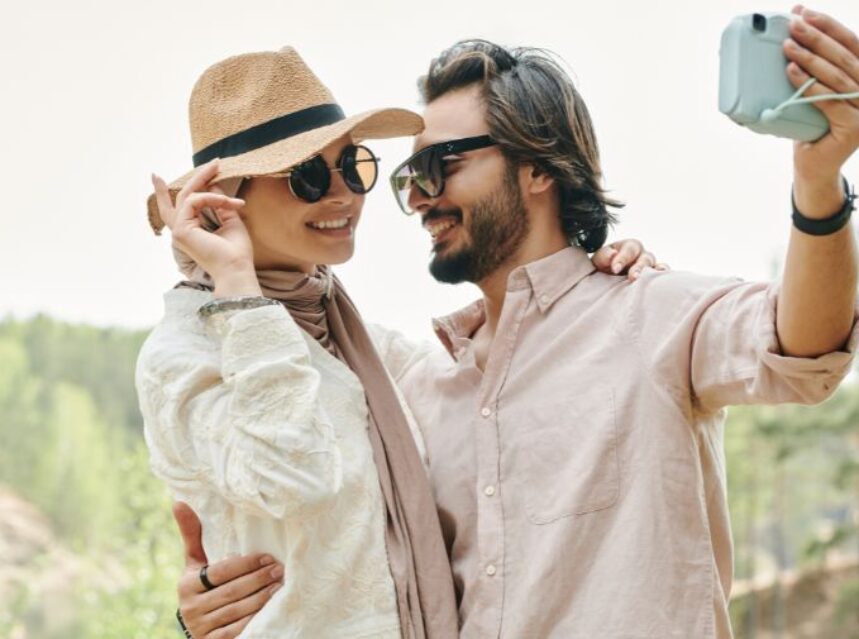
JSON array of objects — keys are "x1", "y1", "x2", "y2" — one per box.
[
  {"x1": 389, "y1": 135, "x2": 497, "y2": 215},
  {"x1": 277, "y1": 144, "x2": 380, "y2": 203}
]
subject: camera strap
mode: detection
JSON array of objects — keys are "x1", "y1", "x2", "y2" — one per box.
[{"x1": 761, "y1": 78, "x2": 859, "y2": 123}]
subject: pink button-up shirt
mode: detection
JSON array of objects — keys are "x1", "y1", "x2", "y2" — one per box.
[{"x1": 397, "y1": 247, "x2": 856, "y2": 639}]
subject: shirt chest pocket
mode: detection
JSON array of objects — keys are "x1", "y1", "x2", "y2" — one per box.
[{"x1": 511, "y1": 386, "x2": 620, "y2": 524}]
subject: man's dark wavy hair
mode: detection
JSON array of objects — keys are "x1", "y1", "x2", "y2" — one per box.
[{"x1": 418, "y1": 39, "x2": 621, "y2": 252}]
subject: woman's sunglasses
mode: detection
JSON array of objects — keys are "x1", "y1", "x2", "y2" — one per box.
[
  {"x1": 389, "y1": 135, "x2": 497, "y2": 215},
  {"x1": 280, "y1": 144, "x2": 380, "y2": 203}
]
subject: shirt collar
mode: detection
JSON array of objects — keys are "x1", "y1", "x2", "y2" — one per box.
[
  {"x1": 519, "y1": 245, "x2": 595, "y2": 313},
  {"x1": 432, "y1": 299, "x2": 486, "y2": 361},
  {"x1": 431, "y1": 246, "x2": 595, "y2": 359}
]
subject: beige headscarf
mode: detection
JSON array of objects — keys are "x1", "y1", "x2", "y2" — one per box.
[{"x1": 175, "y1": 252, "x2": 459, "y2": 639}]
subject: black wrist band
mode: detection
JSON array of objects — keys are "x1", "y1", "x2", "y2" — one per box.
[
  {"x1": 176, "y1": 608, "x2": 193, "y2": 639},
  {"x1": 792, "y1": 177, "x2": 856, "y2": 236}
]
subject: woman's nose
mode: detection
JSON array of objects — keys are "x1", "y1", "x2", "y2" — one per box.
[{"x1": 323, "y1": 169, "x2": 356, "y2": 206}]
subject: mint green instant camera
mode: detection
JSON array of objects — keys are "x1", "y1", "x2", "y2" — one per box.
[{"x1": 719, "y1": 13, "x2": 829, "y2": 141}]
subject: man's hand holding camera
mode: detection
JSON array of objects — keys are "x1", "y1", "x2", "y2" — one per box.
[{"x1": 785, "y1": 5, "x2": 859, "y2": 215}]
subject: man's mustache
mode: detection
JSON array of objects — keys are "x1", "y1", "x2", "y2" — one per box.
[{"x1": 422, "y1": 207, "x2": 463, "y2": 226}]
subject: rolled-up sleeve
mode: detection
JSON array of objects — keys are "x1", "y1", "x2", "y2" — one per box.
[
  {"x1": 136, "y1": 303, "x2": 342, "y2": 520},
  {"x1": 632, "y1": 271, "x2": 858, "y2": 415}
]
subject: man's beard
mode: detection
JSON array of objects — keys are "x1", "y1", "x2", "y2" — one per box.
[{"x1": 429, "y1": 167, "x2": 529, "y2": 284}]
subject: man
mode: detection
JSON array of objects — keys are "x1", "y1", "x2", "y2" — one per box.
[{"x1": 174, "y1": 7, "x2": 859, "y2": 638}]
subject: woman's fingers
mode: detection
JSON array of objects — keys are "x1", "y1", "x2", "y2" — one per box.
[
  {"x1": 176, "y1": 160, "x2": 221, "y2": 208},
  {"x1": 153, "y1": 159, "x2": 247, "y2": 263},
  {"x1": 628, "y1": 251, "x2": 657, "y2": 281},
  {"x1": 610, "y1": 239, "x2": 644, "y2": 274},
  {"x1": 152, "y1": 174, "x2": 177, "y2": 230},
  {"x1": 590, "y1": 244, "x2": 618, "y2": 273},
  {"x1": 173, "y1": 192, "x2": 245, "y2": 233},
  {"x1": 592, "y1": 242, "x2": 665, "y2": 281},
  {"x1": 152, "y1": 162, "x2": 242, "y2": 232}
]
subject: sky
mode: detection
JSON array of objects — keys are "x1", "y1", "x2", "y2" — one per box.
[{"x1": 2, "y1": 0, "x2": 858, "y2": 341}]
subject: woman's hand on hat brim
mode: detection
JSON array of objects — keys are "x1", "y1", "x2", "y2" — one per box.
[{"x1": 152, "y1": 160, "x2": 261, "y2": 295}]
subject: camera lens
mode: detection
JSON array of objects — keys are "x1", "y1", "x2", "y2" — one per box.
[{"x1": 752, "y1": 14, "x2": 767, "y2": 32}]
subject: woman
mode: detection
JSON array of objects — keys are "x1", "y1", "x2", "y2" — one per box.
[{"x1": 137, "y1": 46, "x2": 657, "y2": 639}]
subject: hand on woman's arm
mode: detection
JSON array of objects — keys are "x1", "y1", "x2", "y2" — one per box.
[{"x1": 173, "y1": 502, "x2": 283, "y2": 639}]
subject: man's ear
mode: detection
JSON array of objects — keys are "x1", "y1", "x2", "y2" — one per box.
[{"x1": 521, "y1": 164, "x2": 555, "y2": 196}]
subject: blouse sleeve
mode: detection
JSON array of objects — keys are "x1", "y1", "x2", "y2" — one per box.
[{"x1": 136, "y1": 302, "x2": 342, "y2": 520}]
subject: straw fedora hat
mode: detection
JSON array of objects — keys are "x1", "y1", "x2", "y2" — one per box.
[{"x1": 146, "y1": 46, "x2": 423, "y2": 234}]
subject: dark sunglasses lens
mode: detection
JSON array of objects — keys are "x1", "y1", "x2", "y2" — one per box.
[
  {"x1": 341, "y1": 145, "x2": 378, "y2": 194},
  {"x1": 413, "y1": 148, "x2": 443, "y2": 197},
  {"x1": 392, "y1": 164, "x2": 415, "y2": 213},
  {"x1": 289, "y1": 156, "x2": 330, "y2": 202},
  {"x1": 391, "y1": 148, "x2": 443, "y2": 214}
]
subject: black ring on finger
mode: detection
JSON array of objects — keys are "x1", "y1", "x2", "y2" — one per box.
[{"x1": 200, "y1": 564, "x2": 217, "y2": 591}]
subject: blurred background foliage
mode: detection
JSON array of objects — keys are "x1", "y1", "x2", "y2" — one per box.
[
  {"x1": 0, "y1": 317, "x2": 179, "y2": 639},
  {"x1": 0, "y1": 314, "x2": 856, "y2": 638}
]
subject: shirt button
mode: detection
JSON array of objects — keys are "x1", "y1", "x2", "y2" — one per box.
[
  {"x1": 484, "y1": 485, "x2": 496, "y2": 497},
  {"x1": 480, "y1": 407, "x2": 492, "y2": 418},
  {"x1": 540, "y1": 294, "x2": 550, "y2": 305},
  {"x1": 485, "y1": 564, "x2": 497, "y2": 576}
]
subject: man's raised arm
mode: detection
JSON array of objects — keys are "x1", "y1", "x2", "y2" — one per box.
[{"x1": 778, "y1": 6, "x2": 859, "y2": 357}]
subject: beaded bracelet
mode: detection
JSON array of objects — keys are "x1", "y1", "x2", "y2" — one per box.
[
  {"x1": 197, "y1": 296, "x2": 280, "y2": 318},
  {"x1": 176, "y1": 608, "x2": 193, "y2": 638}
]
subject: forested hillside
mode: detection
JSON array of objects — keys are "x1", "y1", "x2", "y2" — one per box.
[{"x1": 0, "y1": 316, "x2": 180, "y2": 639}]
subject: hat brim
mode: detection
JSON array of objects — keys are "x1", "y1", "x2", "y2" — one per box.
[{"x1": 147, "y1": 107, "x2": 423, "y2": 234}]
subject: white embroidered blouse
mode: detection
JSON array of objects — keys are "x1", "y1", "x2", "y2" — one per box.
[{"x1": 135, "y1": 287, "x2": 431, "y2": 639}]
